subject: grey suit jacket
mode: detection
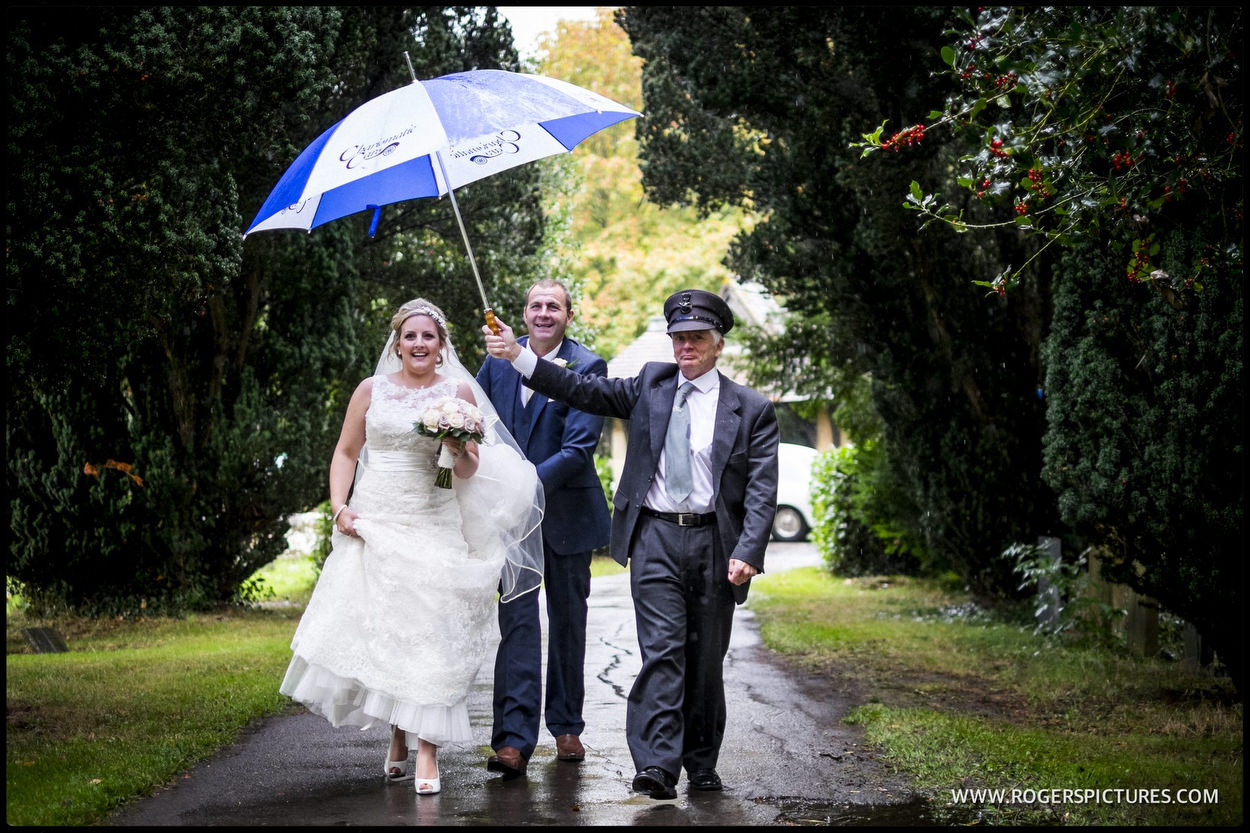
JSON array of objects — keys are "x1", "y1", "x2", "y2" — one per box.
[{"x1": 526, "y1": 358, "x2": 780, "y2": 603}]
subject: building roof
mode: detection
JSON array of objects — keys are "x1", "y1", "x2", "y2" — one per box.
[
  {"x1": 606, "y1": 315, "x2": 673, "y2": 379},
  {"x1": 723, "y1": 280, "x2": 788, "y2": 333}
]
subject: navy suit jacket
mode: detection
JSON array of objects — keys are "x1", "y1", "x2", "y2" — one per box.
[
  {"x1": 477, "y1": 336, "x2": 611, "y2": 555},
  {"x1": 525, "y1": 359, "x2": 779, "y2": 604}
]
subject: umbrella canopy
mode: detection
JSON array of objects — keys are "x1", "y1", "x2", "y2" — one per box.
[{"x1": 245, "y1": 69, "x2": 640, "y2": 236}]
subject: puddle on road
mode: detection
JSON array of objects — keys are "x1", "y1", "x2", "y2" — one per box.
[{"x1": 763, "y1": 796, "x2": 981, "y2": 826}]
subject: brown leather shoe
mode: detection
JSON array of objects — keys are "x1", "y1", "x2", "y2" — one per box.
[
  {"x1": 555, "y1": 734, "x2": 585, "y2": 762},
  {"x1": 486, "y1": 745, "x2": 527, "y2": 779}
]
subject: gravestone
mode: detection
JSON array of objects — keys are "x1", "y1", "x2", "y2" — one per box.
[{"x1": 22, "y1": 627, "x2": 69, "y2": 653}]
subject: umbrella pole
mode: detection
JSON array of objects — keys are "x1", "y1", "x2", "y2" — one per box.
[{"x1": 433, "y1": 149, "x2": 499, "y2": 335}]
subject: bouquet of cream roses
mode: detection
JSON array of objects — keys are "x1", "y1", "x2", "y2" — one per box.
[{"x1": 414, "y1": 396, "x2": 486, "y2": 488}]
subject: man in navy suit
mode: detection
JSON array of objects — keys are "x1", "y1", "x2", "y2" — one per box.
[
  {"x1": 483, "y1": 288, "x2": 780, "y2": 799},
  {"x1": 476, "y1": 278, "x2": 611, "y2": 778}
]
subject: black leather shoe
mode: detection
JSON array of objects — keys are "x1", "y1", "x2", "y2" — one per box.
[
  {"x1": 689, "y1": 768, "x2": 723, "y2": 791},
  {"x1": 631, "y1": 766, "x2": 678, "y2": 800}
]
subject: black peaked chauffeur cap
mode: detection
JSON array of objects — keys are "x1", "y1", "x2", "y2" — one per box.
[{"x1": 663, "y1": 289, "x2": 735, "y2": 335}]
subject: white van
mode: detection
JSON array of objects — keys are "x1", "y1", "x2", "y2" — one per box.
[{"x1": 772, "y1": 443, "x2": 819, "y2": 542}]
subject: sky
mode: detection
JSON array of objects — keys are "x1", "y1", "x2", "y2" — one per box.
[{"x1": 495, "y1": 6, "x2": 606, "y2": 58}]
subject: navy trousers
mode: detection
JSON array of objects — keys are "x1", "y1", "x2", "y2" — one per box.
[{"x1": 492, "y1": 543, "x2": 592, "y2": 758}]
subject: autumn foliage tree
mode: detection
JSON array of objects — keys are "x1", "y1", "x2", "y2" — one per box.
[{"x1": 530, "y1": 9, "x2": 748, "y2": 359}]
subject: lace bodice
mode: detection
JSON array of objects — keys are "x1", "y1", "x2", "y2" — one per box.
[{"x1": 366, "y1": 374, "x2": 460, "y2": 454}]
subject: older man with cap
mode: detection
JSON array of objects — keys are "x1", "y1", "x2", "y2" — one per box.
[{"x1": 483, "y1": 288, "x2": 780, "y2": 799}]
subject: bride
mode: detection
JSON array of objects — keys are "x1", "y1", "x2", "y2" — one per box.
[{"x1": 280, "y1": 298, "x2": 544, "y2": 796}]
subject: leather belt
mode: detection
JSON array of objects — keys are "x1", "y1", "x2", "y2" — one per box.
[{"x1": 641, "y1": 507, "x2": 716, "y2": 527}]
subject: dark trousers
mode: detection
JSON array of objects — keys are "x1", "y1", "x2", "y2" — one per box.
[
  {"x1": 626, "y1": 514, "x2": 736, "y2": 779},
  {"x1": 492, "y1": 543, "x2": 592, "y2": 758}
]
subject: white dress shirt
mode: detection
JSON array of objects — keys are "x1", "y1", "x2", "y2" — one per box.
[
  {"x1": 646, "y1": 369, "x2": 719, "y2": 514},
  {"x1": 520, "y1": 340, "x2": 564, "y2": 407}
]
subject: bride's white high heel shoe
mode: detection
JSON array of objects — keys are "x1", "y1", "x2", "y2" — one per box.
[
  {"x1": 384, "y1": 755, "x2": 414, "y2": 783},
  {"x1": 414, "y1": 745, "x2": 440, "y2": 795}
]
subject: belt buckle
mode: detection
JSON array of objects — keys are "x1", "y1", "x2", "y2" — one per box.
[{"x1": 676, "y1": 512, "x2": 697, "y2": 526}]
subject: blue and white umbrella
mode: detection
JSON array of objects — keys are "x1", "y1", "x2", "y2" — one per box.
[{"x1": 245, "y1": 65, "x2": 640, "y2": 327}]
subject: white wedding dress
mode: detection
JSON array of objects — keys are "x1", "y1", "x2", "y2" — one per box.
[{"x1": 280, "y1": 375, "x2": 512, "y2": 746}]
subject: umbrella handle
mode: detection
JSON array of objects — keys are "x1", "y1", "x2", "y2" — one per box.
[{"x1": 432, "y1": 149, "x2": 498, "y2": 334}]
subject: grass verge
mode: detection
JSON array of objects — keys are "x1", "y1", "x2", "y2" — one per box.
[
  {"x1": 6, "y1": 607, "x2": 301, "y2": 826},
  {"x1": 747, "y1": 568, "x2": 1242, "y2": 826}
]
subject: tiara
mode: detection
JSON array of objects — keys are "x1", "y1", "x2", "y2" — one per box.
[{"x1": 402, "y1": 305, "x2": 445, "y2": 328}]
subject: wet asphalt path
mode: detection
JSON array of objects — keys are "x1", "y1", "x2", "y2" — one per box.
[{"x1": 108, "y1": 542, "x2": 923, "y2": 826}]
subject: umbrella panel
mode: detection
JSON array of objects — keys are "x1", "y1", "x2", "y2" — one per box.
[{"x1": 246, "y1": 71, "x2": 639, "y2": 236}]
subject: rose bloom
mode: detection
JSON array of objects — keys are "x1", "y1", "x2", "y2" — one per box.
[
  {"x1": 422, "y1": 412, "x2": 441, "y2": 431},
  {"x1": 447, "y1": 411, "x2": 465, "y2": 429}
]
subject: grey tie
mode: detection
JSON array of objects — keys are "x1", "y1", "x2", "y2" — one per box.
[{"x1": 665, "y1": 382, "x2": 695, "y2": 503}]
